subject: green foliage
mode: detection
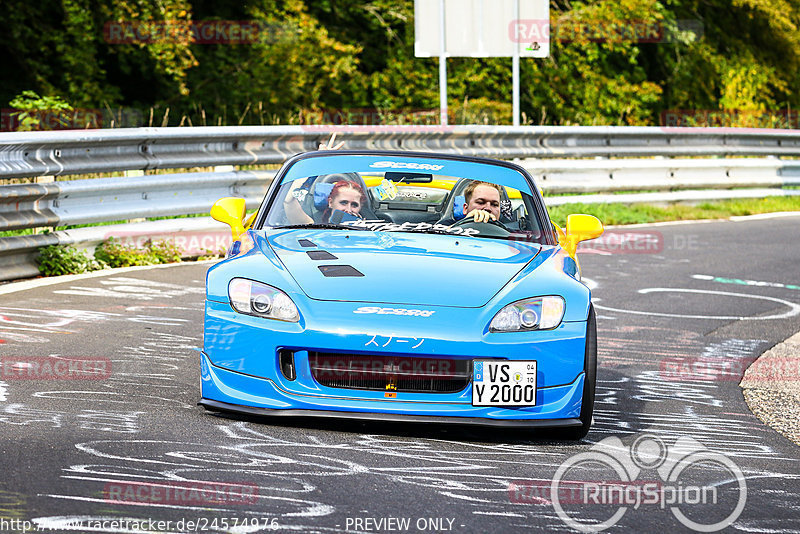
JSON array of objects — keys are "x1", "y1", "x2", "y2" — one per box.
[
  {"x1": 94, "y1": 237, "x2": 183, "y2": 268},
  {"x1": 35, "y1": 238, "x2": 187, "y2": 278},
  {"x1": 2, "y1": 0, "x2": 800, "y2": 127},
  {"x1": 94, "y1": 238, "x2": 158, "y2": 268},
  {"x1": 451, "y1": 98, "x2": 512, "y2": 125},
  {"x1": 9, "y1": 91, "x2": 73, "y2": 131},
  {"x1": 197, "y1": 247, "x2": 227, "y2": 261},
  {"x1": 37, "y1": 244, "x2": 106, "y2": 276},
  {"x1": 149, "y1": 239, "x2": 183, "y2": 263}
]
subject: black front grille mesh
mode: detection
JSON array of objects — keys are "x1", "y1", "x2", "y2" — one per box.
[{"x1": 309, "y1": 353, "x2": 471, "y2": 393}]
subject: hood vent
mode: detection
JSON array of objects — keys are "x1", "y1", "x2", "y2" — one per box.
[
  {"x1": 307, "y1": 250, "x2": 338, "y2": 261},
  {"x1": 318, "y1": 265, "x2": 364, "y2": 278}
]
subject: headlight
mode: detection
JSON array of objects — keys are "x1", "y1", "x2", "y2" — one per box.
[
  {"x1": 228, "y1": 278, "x2": 300, "y2": 322},
  {"x1": 489, "y1": 296, "x2": 565, "y2": 332}
]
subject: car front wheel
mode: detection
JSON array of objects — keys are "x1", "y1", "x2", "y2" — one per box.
[{"x1": 554, "y1": 305, "x2": 597, "y2": 440}]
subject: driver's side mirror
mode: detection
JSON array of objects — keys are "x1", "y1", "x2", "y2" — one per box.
[
  {"x1": 563, "y1": 214, "x2": 604, "y2": 257},
  {"x1": 211, "y1": 197, "x2": 246, "y2": 241}
]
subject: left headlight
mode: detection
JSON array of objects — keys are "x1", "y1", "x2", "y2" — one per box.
[
  {"x1": 489, "y1": 296, "x2": 565, "y2": 332},
  {"x1": 228, "y1": 278, "x2": 300, "y2": 322}
]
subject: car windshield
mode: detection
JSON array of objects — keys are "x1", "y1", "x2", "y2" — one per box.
[{"x1": 260, "y1": 154, "x2": 549, "y2": 242}]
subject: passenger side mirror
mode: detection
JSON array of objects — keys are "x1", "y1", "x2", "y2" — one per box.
[
  {"x1": 211, "y1": 197, "x2": 247, "y2": 241},
  {"x1": 563, "y1": 214, "x2": 604, "y2": 257}
]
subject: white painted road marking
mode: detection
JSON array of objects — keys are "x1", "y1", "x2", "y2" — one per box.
[{"x1": 595, "y1": 288, "x2": 800, "y2": 320}]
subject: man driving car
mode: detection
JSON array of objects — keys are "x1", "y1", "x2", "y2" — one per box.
[{"x1": 462, "y1": 181, "x2": 504, "y2": 223}]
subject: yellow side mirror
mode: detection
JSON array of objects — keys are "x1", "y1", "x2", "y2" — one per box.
[
  {"x1": 553, "y1": 222, "x2": 567, "y2": 250},
  {"x1": 211, "y1": 197, "x2": 247, "y2": 241},
  {"x1": 563, "y1": 214, "x2": 604, "y2": 257},
  {"x1": 243, "y1": 211, "x2": 257, "y2": 231}
]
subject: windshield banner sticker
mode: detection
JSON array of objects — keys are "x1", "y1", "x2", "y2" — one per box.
[
  {"x1": 342, "y1": 219, "x2": 480, "y2": 236},
  {"x1": 369, "y1": 161, "x2": 444, "y2": 171}
]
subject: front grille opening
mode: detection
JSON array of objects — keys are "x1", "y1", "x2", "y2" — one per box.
[
  {"x1": 309, "y1": 353, "x2": 471, "y2": 393},
  {"x1": 279, "y1": 349, "x2": 296, "y2": 381}
]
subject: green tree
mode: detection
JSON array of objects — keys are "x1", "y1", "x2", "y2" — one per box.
[
  {"x1": 9, "y1": 91, "x2": 73, "y2": 131},
  {"x1": 2, "y1": 0, "x2": 799, "y2": 128}
]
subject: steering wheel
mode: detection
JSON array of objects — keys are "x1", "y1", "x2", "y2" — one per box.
[{"x1": 450, "y1": 215, "x2": 511, "y2": 237}]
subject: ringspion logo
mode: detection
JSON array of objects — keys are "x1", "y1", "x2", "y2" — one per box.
[{"x1": 511, "y1": 434, "x2": 746, "y2": 532}]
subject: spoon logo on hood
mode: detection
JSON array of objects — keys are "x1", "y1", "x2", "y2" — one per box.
[{"x1": 353, "y1": 306, "x2": 436, "y2": 317}]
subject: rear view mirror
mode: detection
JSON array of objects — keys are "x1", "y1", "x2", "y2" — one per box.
[{"x1": 384, "y1": 172, "x2": 433, "y2": 183}]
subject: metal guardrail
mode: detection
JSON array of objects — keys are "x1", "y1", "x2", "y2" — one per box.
[
  {"x1": 0, "y1": 170, "x2": 271, "y2": 231},
  {"x1": 2, "y1": 125, "x2": 800, "y2": 180},
  {"x1": 526, "y1": 157, "x2": 800, "y2": 194},
  {"x1": 2, "y1": 125, "x2": 800, "y2": 282},
  {"x1": 0, "y1": 217, "x2": 227, "y2": 281}
]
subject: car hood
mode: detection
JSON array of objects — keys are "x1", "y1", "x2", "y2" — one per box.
[{"x1": 263, "y1": 229, "x2": 541, "y2": 307}]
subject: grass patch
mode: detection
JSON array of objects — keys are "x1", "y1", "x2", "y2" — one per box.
[
  {"x1": 0, "y1": 228, "x2": 37, "y2": 238},
  {"x1": 542, "y1": 189, "x2": 664, "y2": 197},
  {"x1": 547, "y1": 195, "x2": 800, "y2": 225}
]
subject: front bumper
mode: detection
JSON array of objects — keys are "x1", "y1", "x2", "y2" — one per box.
[
  {"x1": 199, "y1": 398, "x2": 582, "y2": 428},
  {"x1": 202, "y1": 299, "x2": 589, "y2": 425}
]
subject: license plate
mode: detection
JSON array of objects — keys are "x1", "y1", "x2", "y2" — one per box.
[{"x1": 472, "y1": 360, "x2": 537, "y2": 406}]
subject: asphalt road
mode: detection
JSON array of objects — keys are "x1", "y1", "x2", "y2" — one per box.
[{"x1": 0, "y1": 215, "x2": 799, "y2": 533}]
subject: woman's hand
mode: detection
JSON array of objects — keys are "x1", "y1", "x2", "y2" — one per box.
[{"x1": 318, "y1": 132, "x2": 345, "y2": 150}]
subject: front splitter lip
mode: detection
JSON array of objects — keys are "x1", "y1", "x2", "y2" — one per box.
[{"x1": 198, "y1": 398, "x2": 582, "y2": 429}]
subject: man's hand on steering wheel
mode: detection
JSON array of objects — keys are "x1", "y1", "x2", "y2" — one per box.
[
  {"x1": 450, "y1": 210, "x2": 511, "y2": 236},
  {"x1": 465, "y1": 209, "x2": 497, "y2": 224}
]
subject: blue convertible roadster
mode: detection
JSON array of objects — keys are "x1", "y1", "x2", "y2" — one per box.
[{"x1": 201, "y1": 150, "x2": 603, "y2": 439}]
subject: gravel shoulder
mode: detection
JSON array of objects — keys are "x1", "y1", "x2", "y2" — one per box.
[{"x1": 741, "y1": 331, "x2": 800, "y2": 446}]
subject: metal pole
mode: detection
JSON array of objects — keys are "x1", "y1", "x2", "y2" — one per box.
[
  {"x1": 439, "y1": 0, "x2": 448, "y2": 126},
  {"x1": 512, "y1": 0, "x2": 520, "y2": 126}
]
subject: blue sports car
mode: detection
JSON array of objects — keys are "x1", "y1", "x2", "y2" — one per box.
[{"x1": 201, "y1": 150, "x2": 603, "y2": 439}]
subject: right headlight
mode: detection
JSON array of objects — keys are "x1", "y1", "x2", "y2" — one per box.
[
  {"x1": 489, "y1": 296, "x2": 565, "y2": 332},
  {"x1": 228, "y1": 278, "x2": 300, "y2": 322}
]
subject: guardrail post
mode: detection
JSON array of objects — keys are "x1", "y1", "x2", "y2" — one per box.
[
  {"x1": 33, "y1": 176, "x2": 55, "y2": 234},
  {"x1": 124, "y1": 170, "x2": 147, "y2": 223}
]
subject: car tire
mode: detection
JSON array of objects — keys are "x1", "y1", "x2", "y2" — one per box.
[{"x1": 554, "y1": 304, "x2": 597, "y2": 441}]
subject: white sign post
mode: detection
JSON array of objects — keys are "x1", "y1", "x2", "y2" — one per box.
[{"x1": 415, "y1": 0, "x2": 550, "y2": 126}]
